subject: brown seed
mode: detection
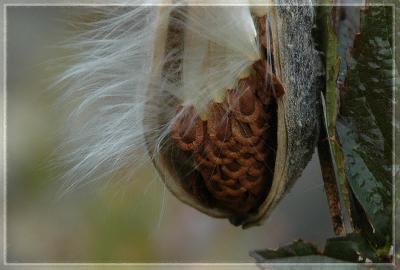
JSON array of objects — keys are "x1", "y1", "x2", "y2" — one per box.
[{"x1": 170, "y1": 65, "x2": 277, "y2": 215}]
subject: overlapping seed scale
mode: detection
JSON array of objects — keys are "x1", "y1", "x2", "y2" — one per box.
[{"x1": 170, "y1": 73, "x2": 273, "y2": 214}]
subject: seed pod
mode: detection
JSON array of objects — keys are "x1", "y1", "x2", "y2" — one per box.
[{"x1": 144, "y1": 4, "x2": 322, "y2": 227}]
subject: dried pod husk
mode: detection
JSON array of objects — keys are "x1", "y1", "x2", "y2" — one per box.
[{"x1": 144, "y1": 4, "x2": 322, "y2": 228}]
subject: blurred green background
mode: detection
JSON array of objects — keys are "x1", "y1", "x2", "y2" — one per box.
[{"x1": 6, "y1": 6, "x2": 334, "y2": 263}]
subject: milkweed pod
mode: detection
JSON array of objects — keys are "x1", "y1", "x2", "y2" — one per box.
[{"x1": 144, "y1": 3, "x2": 322, "y2": 228}]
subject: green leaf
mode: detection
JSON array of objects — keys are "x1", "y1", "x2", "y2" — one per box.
[
  {"x1": 336, "y1": 6, "x2": 393, "y2": 244},
  {"x1": 250, "y1": 240, "x2": 320, "y2": 261},
  {"x1": 324, "y1": 233, "x2": 382, "y2": 263},
  {"x1": 250, "y1": 239, "x2": 356, "y2": 264},
  {"x1": 250, "y1": 254, "x2": 348, "y2": 264}
]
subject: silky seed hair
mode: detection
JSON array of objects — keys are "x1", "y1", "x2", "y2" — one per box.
[{"x1": 55, "y1": 2, "x2": 276, "y2": 196}]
